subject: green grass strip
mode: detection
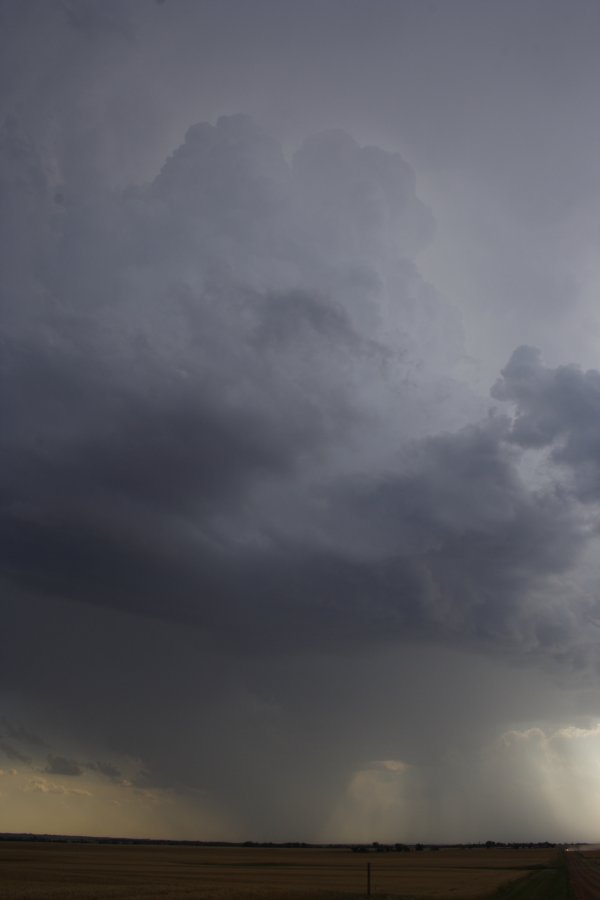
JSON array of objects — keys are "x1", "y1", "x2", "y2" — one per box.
[{"x1": 490, "y1": 853, "x2": 575, "y2": 900}]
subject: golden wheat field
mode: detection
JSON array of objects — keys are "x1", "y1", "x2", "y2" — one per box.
[{"x1": 0, "y1": 842, "x2": 560, "y2": 899}]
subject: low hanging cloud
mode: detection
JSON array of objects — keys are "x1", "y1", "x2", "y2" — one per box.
[
  {"x1": 87, "y1": 761, "x2": 123, "y2": 781},
  {"x1": 23, "y1": 777, "x2": 91, "y2": 797},
  {"x1": 493, "y1": 345, "x2": 600, "y2": 502},
  {"x1": 0, "y1": 741, "x2": 31, "y2": 765},
  {"x1": 45, "y1": 754, "x2": 83, "y2": 776}
]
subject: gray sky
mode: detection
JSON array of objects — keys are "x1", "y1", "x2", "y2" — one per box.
[{"x1": 3, "y1": 0, "x2": 600, "y2": 842}]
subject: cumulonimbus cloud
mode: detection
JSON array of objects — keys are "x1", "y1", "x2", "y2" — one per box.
[{"x1": 1, "y1": 114, "x2": 598, "y2": 667}]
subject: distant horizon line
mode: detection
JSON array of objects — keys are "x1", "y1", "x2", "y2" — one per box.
[{"x1": 0, "y1": 832, "x2": 583, "y2": 849}]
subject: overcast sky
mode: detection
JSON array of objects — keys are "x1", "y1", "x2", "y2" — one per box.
[{"x1": 4, "y1": 0, "x2": 600, "y2": 843}]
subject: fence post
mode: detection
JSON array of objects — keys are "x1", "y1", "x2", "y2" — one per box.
[{"x1": 367, "y1": 860, "x2": 371, "y2": 896}]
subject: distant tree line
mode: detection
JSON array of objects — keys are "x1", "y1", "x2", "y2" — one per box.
[
  {"x1": 0, "y1": 833, "x2": 564, "y2": 850},
  {"x1": 351, "y1": 840, "x2": 559, "y2": 853}
]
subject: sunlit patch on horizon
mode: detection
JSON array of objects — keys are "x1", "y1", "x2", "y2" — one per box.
[
  {"x1": 0, "y1": 765, "x2": 236, "y2": 840},
  {"x1": 486, "y1": 722, "x2": 600, "y2": 841},
  {"x1": 321, "y1": 758, "x2": 417, "y2": 843}
]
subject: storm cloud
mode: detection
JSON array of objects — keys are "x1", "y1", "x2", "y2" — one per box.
[
  {"x1": 1, "y1": 110, "x2": 589, "y2": 659},
  {"x1": 3, "y1": 0, "x2": 600, "y2": 843}
]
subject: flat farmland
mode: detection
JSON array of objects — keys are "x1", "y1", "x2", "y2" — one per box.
[
  {"x1": 0, "y1": 843, "x2": 560, "y2": 899},
  {"x1": 566, "y1": 849, "x2": 600, "y2": 900}
]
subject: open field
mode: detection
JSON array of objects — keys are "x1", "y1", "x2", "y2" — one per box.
[
  {"x1": 0, "y1": 842, "x2": 562, "y2": 899},
  {"x1": 565, "y1": 849, "x2": 600, "y2": 900}
]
